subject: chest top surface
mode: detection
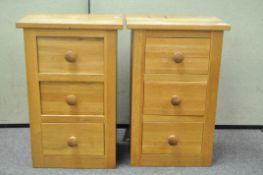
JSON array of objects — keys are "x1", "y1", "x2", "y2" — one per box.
[
  {"x1": 16, "y1": 13, "x2": 123, "y2": 30},
  {"x1": 126, "y1": 15, "x2": 230, "y2": 31}
]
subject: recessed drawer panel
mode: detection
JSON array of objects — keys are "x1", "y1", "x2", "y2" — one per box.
[
  {"x1": 143, "y1": 75, "x2": 207, "y2": 116},
  {"x1": 142, "y1": 122, "x2": 203, "y2": 155},
  {"x1": 145, "y1": 37, "x2": 210, "y2": 74},
  {"x1": 37, "y1": 37, "x2": 104, "y2": 74},
  {"x1": 42, "y1": 123, "x2": 104, "y2": 156},
  {"x1": 40, "y1": 82, "x2": 104, "y2": 115}
]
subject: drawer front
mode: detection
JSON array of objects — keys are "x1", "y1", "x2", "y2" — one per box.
[
  {"x1": 38, "y1": 37, "x2": 104, "y2": 74},
  {"x1": 42, "y1": 123, "x2": 104, "y2": 156},
  {"x1": 145, "y1": 37, "x2": 210, "y2": 74},
  {"x1": 40, "y1": 82, "x2": 104, "y2": 115},
  {"x1": 142, "y1": 122, "x2": 203, "y2": 155},
  {"x1": 144, "y1": 78, "x2": 207, "y2": 116}
]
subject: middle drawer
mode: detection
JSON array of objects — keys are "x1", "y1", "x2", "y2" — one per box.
[
  {"x1": 143, "y1": 75, "x2": 207, "y2": 116},
  {"x1": 40, "y1": 82, "x2": 104, "y2": 115}
]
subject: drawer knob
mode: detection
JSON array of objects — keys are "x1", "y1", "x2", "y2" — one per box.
[
  {"x1": 168, "y1": 135, "x2": 178, "y2": 146},
  {"x1": 65, "y1": 50, "x2": 76, "y2": 62},
  {"x1": 171, "y1": 95, "x2": 181, "y2": 106},
  {"x1": 66, "y1": 94, "x2": 77, "y2": 105},
  {"x1": 67, "y1": 136, "x2": 78, "y2": 147},
  {"x1": 173, "y1": 52, "x2": 184, "y2": 63}
]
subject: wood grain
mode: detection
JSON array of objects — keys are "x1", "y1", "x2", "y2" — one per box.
[
  {"x1": 143, "y1": 115, "x2": 204, "y2": 123},
  {"x1": 144, "y1": 75, "x2": 207, "y2": 116},
  {"x1": 40, "y1": 82, "x2": 104, "y2": 115},
  {"x1": 142, "y1": 122, "x2": 203, "y2": 155},
  {"x1": 126, "y1": 15, "x2": 230, "y2": 31},
  {"x1": 103, "y1": 31, "x2": 117, "y2": 168},
  {"x1": 145, "y1": 37, "x2": 210, "y2": 74},
  {"x1": 41, "y1": 115, "x2": 104, "y2": 123},
  {"x1": 202, "y1": 31, "x2": 224, "y2": 165},
  {"x1": 18, "y1": 14, "x2": 122, "y2": 168},
  {"x1": 42, "y1": 123, "x2": 104, "y2": 156},
  {"x1": 38, "y1": 37, "x2": 104, "y2": 74},
  {"x1": 130, "y1": 30, "x2": 146, "y2": 166},
  {"x1": 16, "y1": 13, "x2": 123, "y2": 30},
  {"x1": 23, "y1": 29, "x2": 44, "y2": 167},
  {"x1": 129, "y1": 18, "x2": 230, "y2": 166}
]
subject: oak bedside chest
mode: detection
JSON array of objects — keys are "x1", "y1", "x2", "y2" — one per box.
[
  {"x1": 127, "y1": 16, "x2": 230, "y2": 166},
  {"x1": 16, "y1": 14, "x2": 123, "y2": 168}
]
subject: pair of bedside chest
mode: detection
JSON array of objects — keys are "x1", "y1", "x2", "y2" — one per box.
[{"x1": 17, "y1": 14, "x2": 230, "y2": 168}]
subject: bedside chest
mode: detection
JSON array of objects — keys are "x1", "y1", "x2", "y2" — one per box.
[
  {"x1": 17, "y1": 14, "x2": 123, "y2": 168},
  {"x1": 127, "y1": 16, "x2": 230, "y2": 166}
]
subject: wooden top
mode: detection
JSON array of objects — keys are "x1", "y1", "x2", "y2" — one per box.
[
  {"x1": 16, "y1": 13, "x2": 123, "y2": 30},
  {"x1": 126, "y1": 16, "x2": 230, "y2": 31}
]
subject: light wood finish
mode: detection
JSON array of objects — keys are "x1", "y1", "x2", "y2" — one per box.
[
  {"x1": 145, "y1": 37, "x2": 210, "y2": 74},
  {"x1": 23, "y1": 29, "x2": 44, "y2": 167},
  {"x1": 129, "y1": 16, "x2": 230, "y2": 166},
  {"x1": 38, "y1": 37, "x2": 104, "y2": 74},
  {"x1": 202, "y1": 31, "x2": 224, "y2": 165},
  {"x1": 16, "y1": 13, "x2": 123, "y2": 30},
  {"x1": 142, "y1": 122, "x2": 203, "y2": 155},
  {"x1": 126, "y1": 15, "x2": 230, "y2": 31},
  {"x1": 42, "y1": 123, "x2": 104, "y2": 155},
  {"x1": 38, "y1": 74, "x2": 104, "y2": 82},
  {"x1": 17, "y1": 14, "x2": 121, "y2": 168},
  {"x1": 103, "y1": 30, "x2": 117, "y2": 168},
  {"x1": 40, "y1": 82, "x2": 104, "y2": 115},
  {"x1": 130, "y1": 30, "x2": 146, "y2": 166},
  {"x1": 143, "y1": 115, "x2": 204, "y2": 123},
  {"x1": 41, "y1": 115, "x2": 104, "y2": 123},
  {"x1": 144, "y1": 75, "x2": 207, "y2": 115}
]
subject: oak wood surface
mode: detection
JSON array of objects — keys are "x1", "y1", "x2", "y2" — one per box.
[
  {"x1": 41, "y1": 115, "x2": 104, "y2": 123},
  {"x1": 18, "y1": 15, "x2": 121, "y2": 167},
  {"x1": 126, "y1": 15, "x2": 230, "y2": 31},
  {"x1": 16, "y1": 13, "x2": 123, "y2": 30},
  {"x1": 142, "y1": 122, "x2": 203, "y2": 155},
  {"x1": 103, "y1": 31, "x2": 117, "y2": 168},
  {"x1": 202, "y1": 31, "x2": 224, "y2": 165},
  {"x1": 38, "y1": 37, "x2": 104, "y2": 74},
  {"x1": 40, "y1": 82, "x2": 104, "y2": 115},
  {"x1": 145, "y1": 37, "x2": 210, "y2": 74},
  {"x1": 130, "y1": 30, "x2": 146, "y2": 166},
  {"x1": 130, "y1": 19, "x2": 230, "y2": 166},
  {"x1": 42, "y1": 123, "x2": 104, "y2": 156},
  {"x1": 143, "y1": 115, "x2": 204, "y2": 123},
  {"x1": 143, "y1": 76, "x2": 207, "y2": 116},
  {"x1": 23, "y1": 29, "x2": 44, "y2": 167}
]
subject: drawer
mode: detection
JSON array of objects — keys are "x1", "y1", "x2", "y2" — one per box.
[
  {"x1": 37, "y1": 37, "x2": 104, "y2": 74},
  {"x1": 40, "y1": 82, "x2": 104, "y2": 115},
  {"x1": 145, "y1": 37, "x2": 210, "y2": 74},
  {"x1": 142, "y1": 122, "x2": 203, "y2": 155},
  {"x1": 42, "y1": 123, "x2": 104, "y2": 156},
  {"x1": 143, "y1": 75, "x2": 207, "y2": 115}
]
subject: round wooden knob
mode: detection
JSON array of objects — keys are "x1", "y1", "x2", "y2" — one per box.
[
  {"x1": 171, "y1": 95, "x2": 181, "y2": 106},
  {"x1": 168, "y1": 135, "x2": 178, "y2": 146},
  {"x1": 67, "y1": 136, "x2": 78, "y2": 147},
  {"x1": 64, "y1": 50, "x2": 76, "y2": 62},
  {"x1": 66, "y1": 94, "x2": 77, "y2": 105},
  {"x1": 173, "y1": 52, "x2": 184, "y2": 63}
]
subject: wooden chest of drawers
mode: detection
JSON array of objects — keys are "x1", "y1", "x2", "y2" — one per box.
[
  {"x1": 17, "y1": 14, "x2": 123, "y2": 168},
  {"x1": 127, "y1": 16, "x2": 230, "y2": 166}
]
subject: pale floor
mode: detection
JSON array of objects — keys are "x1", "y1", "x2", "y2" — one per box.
[{"x1": 0, "y1": 128, "x2": 262, "y2": 175}]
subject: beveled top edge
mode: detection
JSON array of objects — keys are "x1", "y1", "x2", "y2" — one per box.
[
  {"x1": 126, "y1": 15, "x2": 231, "y2": 31},
  {"x1": 16, "y1": 13, "x2": 124, "y2": 30}
]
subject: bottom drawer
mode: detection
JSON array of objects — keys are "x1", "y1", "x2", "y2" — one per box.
[
  {"x1": 42, "y1": 123, "x2": 104, "y2": 156},
  {"x1": 142, "y1": 122, "x2": 203, "y2": 156}
]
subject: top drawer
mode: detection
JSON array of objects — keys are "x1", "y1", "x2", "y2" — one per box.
[
  {"x1": 37, "y1": 37, "x2": 104, "y2": 74},
  {"x1": 145, "y1": 37, "x2": 210, "y2": 74}
]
